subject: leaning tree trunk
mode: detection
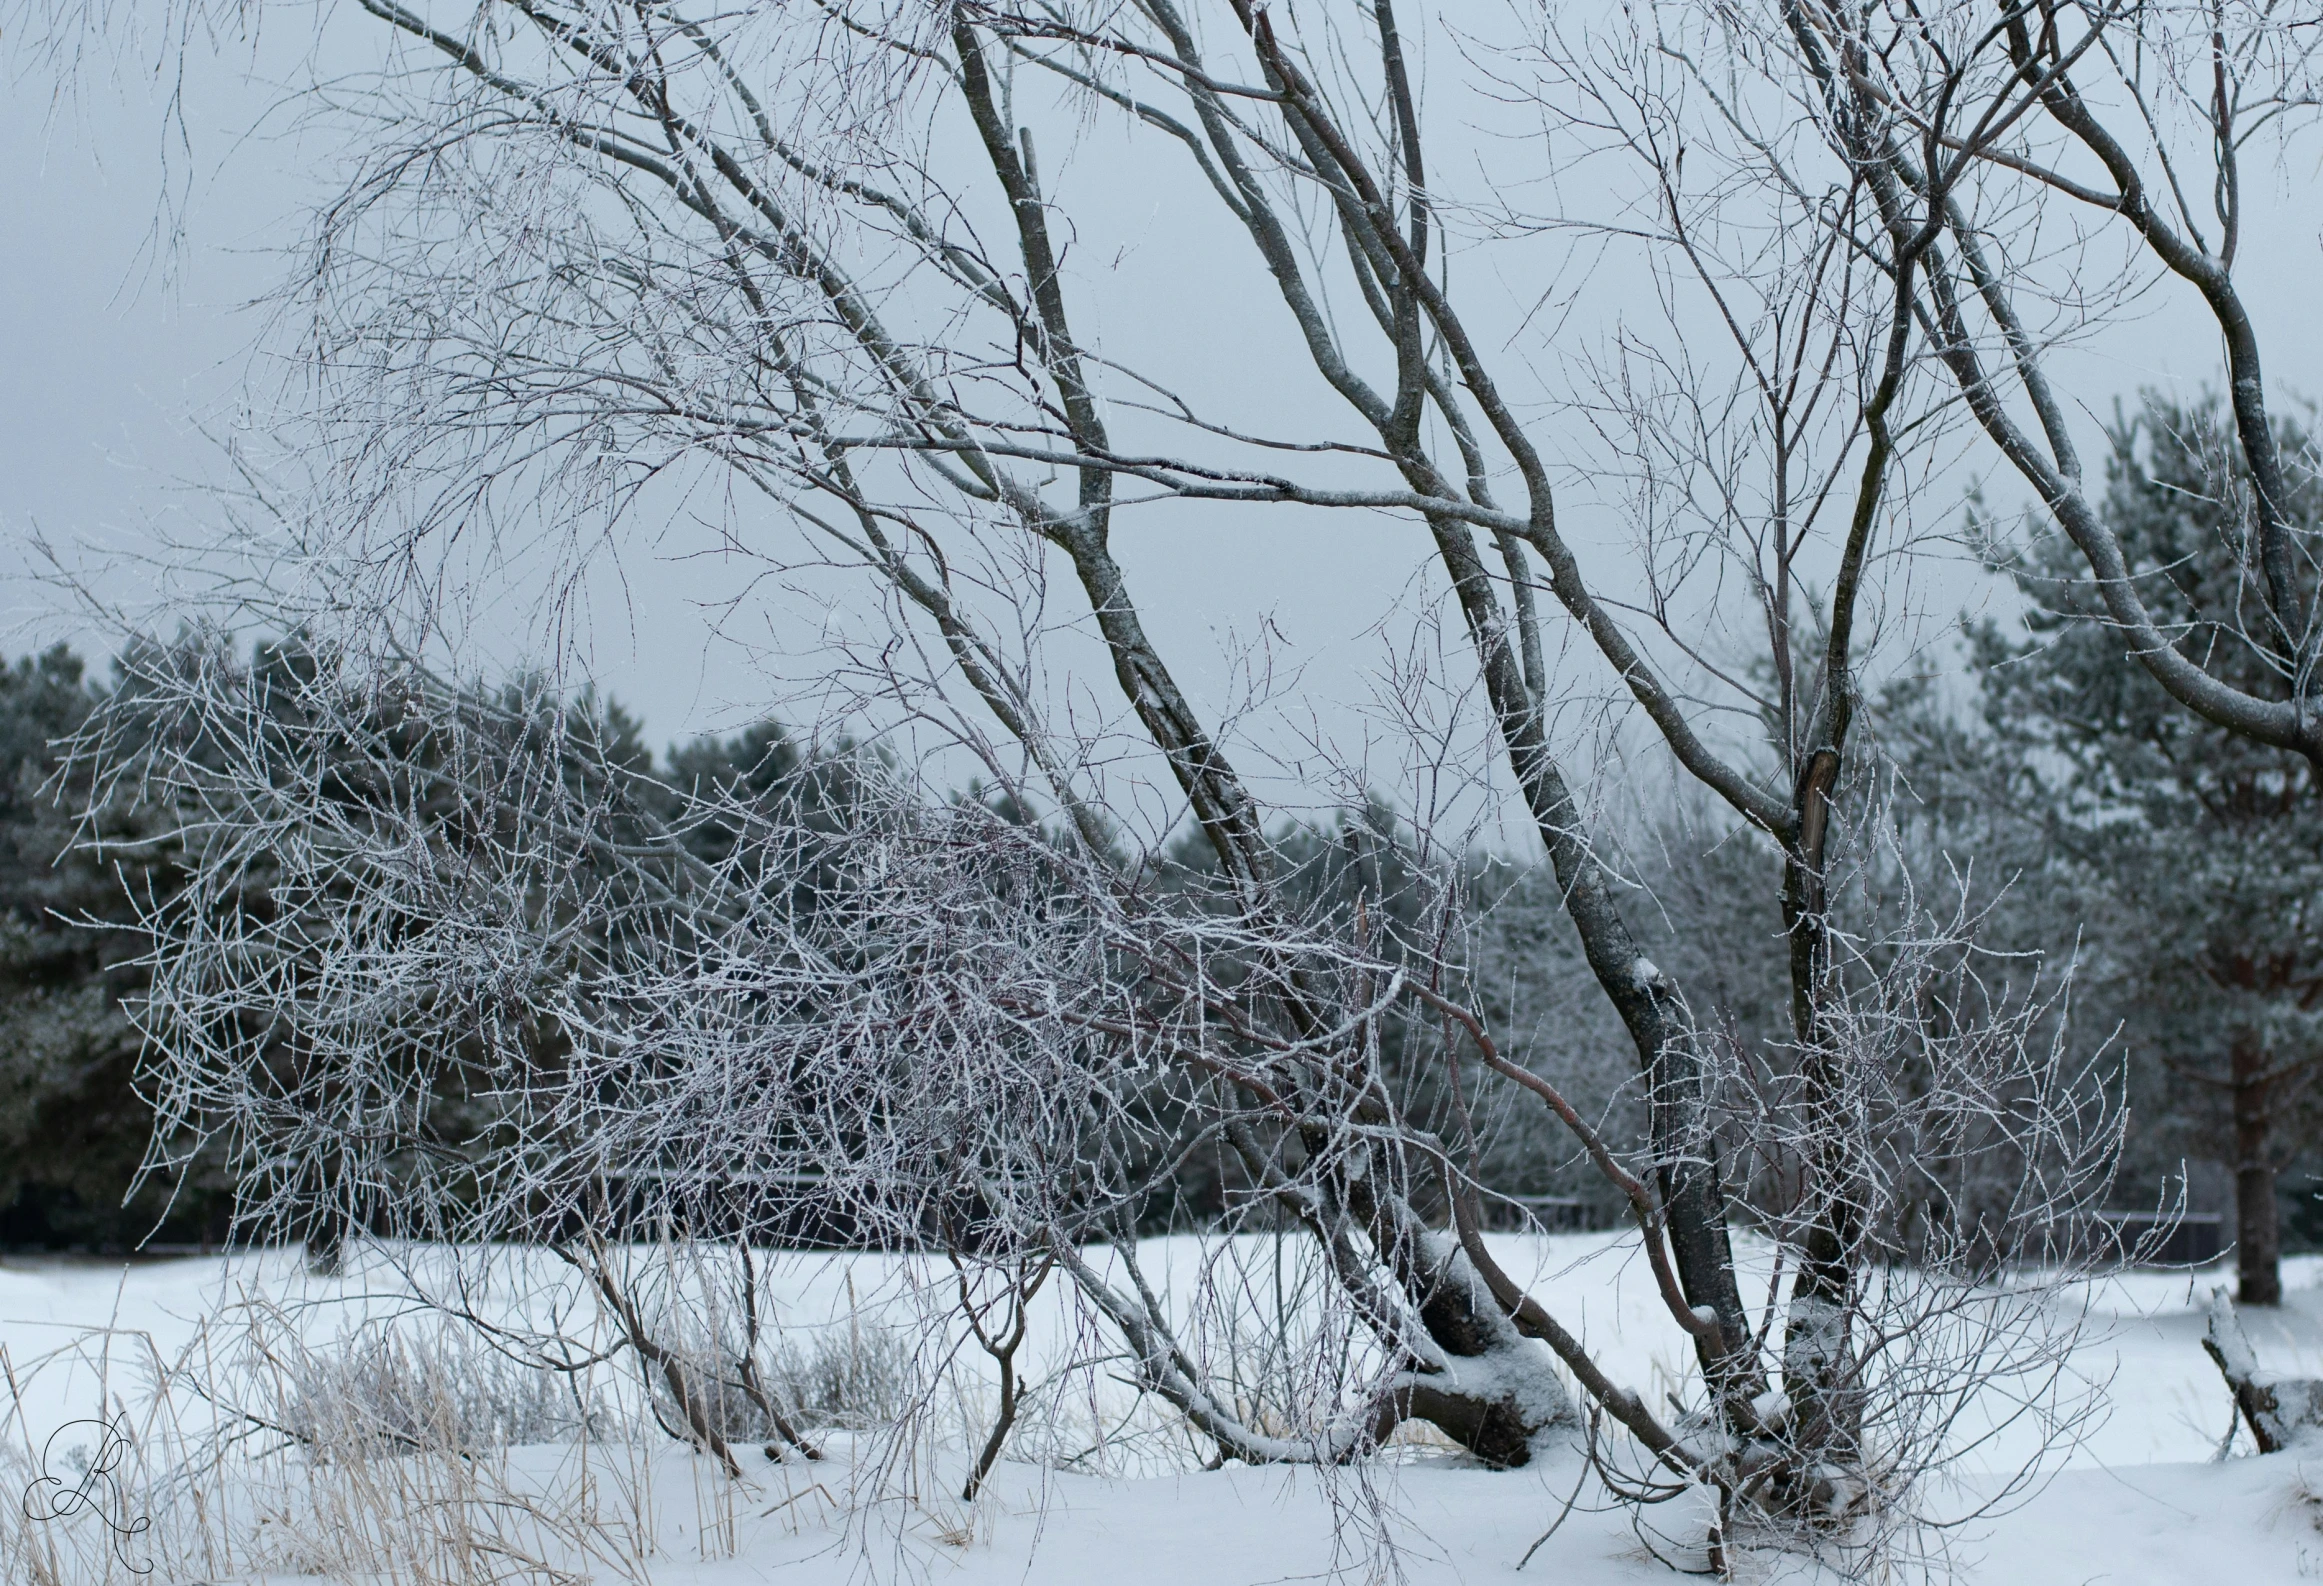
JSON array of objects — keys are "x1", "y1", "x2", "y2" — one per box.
[{"x1": 2232, "y1": 1030, "x2": 2282, "y2": 1307}]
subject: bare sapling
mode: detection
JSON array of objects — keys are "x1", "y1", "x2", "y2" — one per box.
[{"x1": 954, "y1": 1248, "x2": 1053, "y2": 1502}]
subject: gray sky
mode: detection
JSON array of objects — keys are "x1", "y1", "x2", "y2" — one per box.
[{"x1": 4, "y1": 13, "x2": 2319, "y2": 788}]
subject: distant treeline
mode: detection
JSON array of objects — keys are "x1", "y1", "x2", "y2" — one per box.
[
  {"x1": 0, "y1": 646, "x2": 199, "y2": 1249},
  {"x1": 13, "y1": 395, "x2": 2323, "y2": 1273}
]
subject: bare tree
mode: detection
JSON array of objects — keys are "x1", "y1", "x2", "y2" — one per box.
[
  {"x1": 1684, "y1": 0, "x2": 2323, "y2": 1312},
  {"x1": 1730, "y1": 3, "x2": 2321, "y2": 775},
  {"x1": 44, "y1": 0, "x2": 2150, "y2": 1567},
  {"x1": 85, "y1": 630, "x2": 2116, "y2": 1562}
]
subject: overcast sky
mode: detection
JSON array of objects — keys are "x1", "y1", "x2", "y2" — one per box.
[{"x1": 5, "y1": 12, "x2": 2319, "y2": 788}]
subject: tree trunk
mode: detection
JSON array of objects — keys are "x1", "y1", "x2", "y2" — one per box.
[
  {"x1": 1776, "y1": 754, "x2": 1866, "y2": 1487},
  {"x1": 2232, "y1": 1031, "x2": 2282, "y2": 1307}
]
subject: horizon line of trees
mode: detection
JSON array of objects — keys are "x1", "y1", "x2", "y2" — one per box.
[{"x1": 11, "y1": 388, "x2": 2322, "y2": 1296}]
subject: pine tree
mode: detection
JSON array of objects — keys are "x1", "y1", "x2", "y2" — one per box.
[
  {"x1": 1974, "y1": 395, "x2": 2323, "y2": 1304},
  {"x1": 0, "y1": 645, "x2": 230, "y2": 1248}
]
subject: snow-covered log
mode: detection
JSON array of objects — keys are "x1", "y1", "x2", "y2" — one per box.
[{"x1": 2203, "y1": 1289, "x2": 2323, "y2": 1454}]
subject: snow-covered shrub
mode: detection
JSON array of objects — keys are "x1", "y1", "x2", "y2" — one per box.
[
  {"x1": 69, "y1": 631, "x2": 2132, "y2": 1576},
  {"x1": 275, "y1": 1325, "x2": 610, "y2": 1457},
  {"x1": 758, "y1": 1326, "x2": 915, "y2": 1437}
]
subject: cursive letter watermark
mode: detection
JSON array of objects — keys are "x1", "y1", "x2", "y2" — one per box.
[{"x1": 21, "y1": 1415, "x2": 152, "y2": 1575}]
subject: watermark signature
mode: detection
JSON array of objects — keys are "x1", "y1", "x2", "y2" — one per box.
[{"x1": 20, "y1": 1414, "x2": 152, "y2": 1575}]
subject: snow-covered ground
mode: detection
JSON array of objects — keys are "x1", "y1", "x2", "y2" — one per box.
[{"x1": 5, "y1": 1238, "x2": 2322, "y2": 1583}]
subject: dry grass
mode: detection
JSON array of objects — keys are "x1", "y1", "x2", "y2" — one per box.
[
  {"x1": 2, "y1": 1237, "x2": 1513, "y2": 1582},
  {"x1": 0, "y1": 1254, "x2": 1141, "y2": 1586},
  {"x1": 0, "y1": 1299, "x2": 762, "y2": 1586}
]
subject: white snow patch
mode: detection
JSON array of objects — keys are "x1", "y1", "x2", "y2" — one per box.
[{"x1": 8, "y1": 1240, "x2": 2323, "y2": 1582}]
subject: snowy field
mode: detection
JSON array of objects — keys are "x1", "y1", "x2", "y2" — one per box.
[{"x1": 6, "y1": 1236, "x2": 2323, "y2": 1584}]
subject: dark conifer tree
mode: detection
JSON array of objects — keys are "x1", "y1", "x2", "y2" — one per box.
[{"x1": 1974, "y1": 396, "x2": 2323, "y2": 1305}]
